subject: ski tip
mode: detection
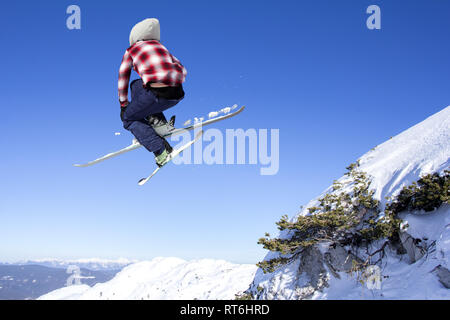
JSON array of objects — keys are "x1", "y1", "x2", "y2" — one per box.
[
  {"x1": 138, "y1": 178, "x2": 147, "y2": 186},
  {"x1": 73, "y1": 163, "x2": 90, "y2": 168}
]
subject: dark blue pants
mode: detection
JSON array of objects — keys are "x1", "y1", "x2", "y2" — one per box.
[{"x1": 122, "y1": 79, "x2": 183, "y2": 153}]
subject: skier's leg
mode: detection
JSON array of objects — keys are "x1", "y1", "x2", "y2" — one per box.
[
  {"x1": 124, "y1": 119, "x2": 165, "y2": 153},
  {"x1": 145, "y1": 88, "x2": 184, "y2": 163},
  {"x1": 145, "y1": 86, "x2": 185, "y2": 136},
  {"x1": 122, "y1": 79, "x2": 185, "y2": 156},
  {"x1": 146, "y1": 84, "x2": 184, "y2": 116},
  {"x1": 122, "y1": 80, "x2": 165, "y2": 154}
]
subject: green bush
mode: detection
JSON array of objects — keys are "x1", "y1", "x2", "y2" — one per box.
[{"x1": 387, "y1": 170, "x2": 449, "y2": 214}]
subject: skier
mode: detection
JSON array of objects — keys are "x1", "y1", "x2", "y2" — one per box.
[{"x1": 118, "y1": 18, "x2": 187, "y2": 167}]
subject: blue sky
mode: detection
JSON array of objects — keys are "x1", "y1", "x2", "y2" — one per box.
[{"x1": 1, "y1": 0, "x2": 449, "y2": 264}]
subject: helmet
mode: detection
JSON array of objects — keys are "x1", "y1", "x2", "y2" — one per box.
[{"x1": 129, "y1": 18, "x2": 160, "y2": 46}]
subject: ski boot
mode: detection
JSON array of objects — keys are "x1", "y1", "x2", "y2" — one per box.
[
  {"x1": 154, "y1": 138, "x2": 173, "y2": 167},
  {"x1": 146, "y1": 113, "x2": 176, "y2": 137}
]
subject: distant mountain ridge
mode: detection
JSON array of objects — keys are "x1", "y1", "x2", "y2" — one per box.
[{"x1": 1, "y1": 258, "x2": 137, "y2": 271}]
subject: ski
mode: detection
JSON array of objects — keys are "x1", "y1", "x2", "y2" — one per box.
[
  {"x1": 74, "y1": 105, "x2": 244, "y2": 167},
  {"x1": 138, "y1": 130, "x2": 203, "y2": 186}
]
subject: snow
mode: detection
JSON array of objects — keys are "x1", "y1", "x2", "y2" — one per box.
[
  {"x1": 38, "y1": 257, "x2": 257, "y2": 300},
  {"x1": 208, "y1": 111, "x2": 219, "y2": 118},
  {"x1": 252, "y1": 105, "x2": 450, "y2": 299},
  {"x1": 40, "y1": 285, "x2": 91, "y2": 300},
  {"x1": 400, "y1": 205, "x2": 450, "y2": 242},
  {"x1": 358, "y1": 106, "x2": 450, "y2": 206},
  {"x1": 220, "y1": 107, "x2": 231, "y2": 114},
  {"x1": 183, "y1": 104, "x2": 238, "y2": 125}
]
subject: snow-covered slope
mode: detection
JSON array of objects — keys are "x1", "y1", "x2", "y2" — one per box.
[
  {"x1": 357, "y1": 106, "x2": 449, "y2": 206},
  {"x1": 38, "y1": 257, "x2": 257, "y2": 300},
  {"x1": 249, "y1": 106, "x2": 450, "y2": 299}
]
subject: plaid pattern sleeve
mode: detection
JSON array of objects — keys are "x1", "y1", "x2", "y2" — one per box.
[
  {"x1": 118, "y1": 50, "x2": 133, "y2": 107},
  {"x1": 117, "y1": 40, "x2": 187, "y2": 107},
  {"x1": 170, "y1": 54, "x2": 188, "y2": 80}
]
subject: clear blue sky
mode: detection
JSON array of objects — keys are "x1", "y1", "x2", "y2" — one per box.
[{"x1": 1, "y1": 0, "x2": 449, "y2": 264}]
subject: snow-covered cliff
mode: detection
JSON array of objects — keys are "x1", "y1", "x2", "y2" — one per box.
[{"x1": 248, "y1": 106, "x2": 450, "y2": 299}]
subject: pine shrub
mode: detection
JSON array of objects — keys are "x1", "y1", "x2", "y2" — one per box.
[{"x1": 387, "y1": 170, "x2": 449, "y2": 214}]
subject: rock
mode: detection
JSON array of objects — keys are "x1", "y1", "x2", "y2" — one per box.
[
  {"x1": 324, "y1": 245, "x2": 361, "y2": 278},
  {"x1": 399, "y1": 231, "x2": 426, "y2": 263},
  {"x1": 298, "y1": 246, "x2": 327, "y2": 288},
  {"x1": 294, "y1": 246, "x2": 329, "y2": 299},
  {"x1": 433, "y1": 265, "x2": 450, "y2": 289}
]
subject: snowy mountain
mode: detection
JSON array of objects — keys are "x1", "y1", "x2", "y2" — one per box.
[
  {"x1": 247, "y1": 105, "x2": 450, "y2": 299},
  {"x1": 38, "y1": 257, "x2": 257, "y2": 300},
  {"x1": 2, "y1": 258, "x2": 136, "y2": 271}
]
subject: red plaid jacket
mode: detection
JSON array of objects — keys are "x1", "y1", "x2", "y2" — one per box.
[{"x1": 118, "y1": 40, "x2": 187, "y2": 107}]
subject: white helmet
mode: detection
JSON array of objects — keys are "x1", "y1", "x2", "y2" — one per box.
[{"x1": 129, "y1": 18, "x2": 160, "y2": 46}]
